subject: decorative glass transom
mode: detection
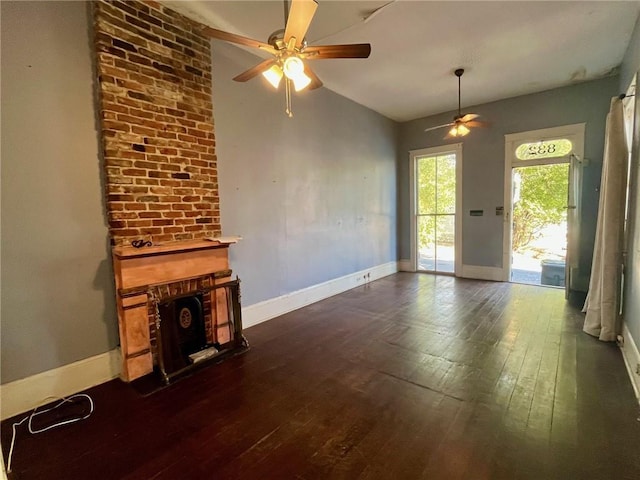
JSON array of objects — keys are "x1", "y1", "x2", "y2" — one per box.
[{"x1": 515, "y1": 139, "x2": 573, "y2": 160}]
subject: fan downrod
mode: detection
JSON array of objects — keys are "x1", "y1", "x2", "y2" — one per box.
[{"x1": 454, "y1": 68, "x2": 464, "y2": 120}]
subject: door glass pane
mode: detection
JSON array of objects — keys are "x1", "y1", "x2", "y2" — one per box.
[
  {"x1": 510, "y1": 163, "x2": 569, "y2": 286},
  {"x1": 417, "y1": 215, "x2": 435, "y2": 271},
  {"x1": 415, "y1": 150, "x2": 457, "y2": 274},
  {"x1": 436, "y1": 215, "x2": 455, "y2": 272},
  {"x1": 436, "y1": 154, "x2": 456, "y2": 214},
  {"x1": 417, "y1": 156, "x2": 436, "y2": 214}
]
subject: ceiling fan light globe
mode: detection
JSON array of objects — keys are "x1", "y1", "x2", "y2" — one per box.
[
  {"x1": 449, "y1": 126, "x2": 459, "y2": 137},
  {"x1": 292, "y1": 72, "x2": 312, "y2": 92},
  {"x1": 283, "y1": 56, "x2": 305, "y2": 79},
  {"x1": 262, "y1": 65, "x2": 283, "y2": 89},
  {"x1": 458, "y1": 124, "x2": 470, "y2": 136}
]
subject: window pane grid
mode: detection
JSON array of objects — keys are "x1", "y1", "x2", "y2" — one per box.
[{"x1": 416, "y1": 152, "x2": 456, "y2": 273}]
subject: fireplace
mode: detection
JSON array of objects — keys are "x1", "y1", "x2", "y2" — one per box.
[
  {"x1": 112, "y1": 239, "x2": 245, "y2": 382},
  {"x1": 93, "y1": 1, "x2": 245, "y2": 383}
]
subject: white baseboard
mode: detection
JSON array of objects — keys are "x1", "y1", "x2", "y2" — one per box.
[
  {"x1": 398, "y1": 259, "x2": 414, "y2": 272},
  {"x1": 0, "y1": 350, "x2": 121, "y2": 420},
  {"x1": 398, "y1": 261, "x2": 504, "y2": 280},
  {"x1": 460, "y1": 264, "x2": 504, "y2": 282},
  {"x1": 242, "y1": 261, "x2": 398, "y2": 329},
  {"x1": 620, "y1": 322, "x2": 640, "y2": 403}
]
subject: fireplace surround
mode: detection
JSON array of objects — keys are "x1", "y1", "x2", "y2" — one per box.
[{"x1": 112, "y1": 239, "x2": 244, "y2": 382}]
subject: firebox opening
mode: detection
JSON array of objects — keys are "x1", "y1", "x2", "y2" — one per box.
[{"x1": 158, "y1": 293, "x2": 209, "y2": 375}]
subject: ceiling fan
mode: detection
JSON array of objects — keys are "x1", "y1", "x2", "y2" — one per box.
[
  {"x1": 202, "y1": 0, "x2": 371, "y2": 117},
  {"x1": 424, "y1": 68, "x2": 487, "y2": 138}
]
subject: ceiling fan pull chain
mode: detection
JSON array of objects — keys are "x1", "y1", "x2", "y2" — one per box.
[{"x1": 285, "y1": 78, "x2": 293, "y2": 117}]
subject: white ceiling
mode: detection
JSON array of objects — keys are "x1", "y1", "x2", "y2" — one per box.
[{"x1": 164, "y1": 0, "x2": 640, "y2": 122}]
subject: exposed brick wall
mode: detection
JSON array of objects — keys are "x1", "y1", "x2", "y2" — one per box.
[{"x1": 94, "y1": 0, "x2": 220, "y2": 246}]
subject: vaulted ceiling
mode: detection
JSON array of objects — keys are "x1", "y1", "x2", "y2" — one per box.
[{"x1": 164, "y1": 1, "x2": 640, "y2": 122}]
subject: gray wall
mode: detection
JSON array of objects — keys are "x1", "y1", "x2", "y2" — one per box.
[
  {"x1": 1, "y1": 1, "x2": 117, "y2": 383},
  {"x1": 0, "y1": 2, "x2": 398, "y2": 383},
  {"x1": 397, "y1": 77, "x2": 619, "y2": 289},
  {"x1": 211, "y1": 42, "x2": 398, "y2": 306},
  {"x1": 620, "y1": 18, "x2": 640, "y2": 351},
  {"x1": 621, "y1": 13, "x2": 640, "y2": 95}
]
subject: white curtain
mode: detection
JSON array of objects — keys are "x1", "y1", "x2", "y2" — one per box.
[{"x1": 583, "y1": 97, "x2": 628, "y2": 341}]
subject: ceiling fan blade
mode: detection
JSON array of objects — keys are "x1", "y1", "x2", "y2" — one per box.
[
  {"x1": 202, "y1": 26, "x2": 277, "y2": 54},
  {"x1": 284, "y1": 0, "x2": 318, "y2": 48},
  {"x1": 304, "y1": 64, "x2": 323, "y2": 90},
  {"x1": 233, "y1": 58, "x2": 277, "y2": 82},
  {"x1": 459, "y1": 113, "x2": 480, "y2": 123},
  {"x1": 424, "y1": 123, "x2": 454, "y2": 132},
  {"x1": 302, "y1": 44, "x2": 372, "y2": 59},
  {"x1": 464, "y1": 120, "x2": 488, "y2": 128}
]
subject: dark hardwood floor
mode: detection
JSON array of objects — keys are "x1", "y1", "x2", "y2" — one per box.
[{"x1": 3, "y1": 273, "x2": 640, "y2": 479}]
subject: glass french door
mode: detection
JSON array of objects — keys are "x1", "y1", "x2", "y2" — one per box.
[
  {"x1": 412, "y1": 146, "x2": 461, "y2": 274},
  {"x1": 503, "y1": 124, "x2": 585, "y2": 295}
]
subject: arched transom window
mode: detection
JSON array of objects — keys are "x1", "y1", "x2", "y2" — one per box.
[{"x1": 515, "y1": 139, "x2": 573, "y2": 161}]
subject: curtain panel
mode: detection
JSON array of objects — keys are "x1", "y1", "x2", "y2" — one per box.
[{"x1": 583, "y1": 97, "x2": 628, "y2": 341}]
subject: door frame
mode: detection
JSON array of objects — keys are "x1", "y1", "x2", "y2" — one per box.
[
  {"x1": 409, "y1": 143, "x2": 463, "y2": 275},
  {"x1": 502, "y1": 123, "x2": 585, "y2": 283}
]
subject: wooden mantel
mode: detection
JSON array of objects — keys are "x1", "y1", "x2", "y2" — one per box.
[
  {"x1": 112, "y1": 239, "x2": 239, "y2": 381},
  {"x1": 112, "y1": 239, "x2": 237, "y2": 259}
]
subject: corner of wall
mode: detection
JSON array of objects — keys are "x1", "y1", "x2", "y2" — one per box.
[{"x1": 620, "y1": 323, "x2": 640, "y2": 403}]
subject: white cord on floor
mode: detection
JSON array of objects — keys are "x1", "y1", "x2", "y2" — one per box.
[{"x1": 6, "y1": 393, "x2": 94, "y2": 473}]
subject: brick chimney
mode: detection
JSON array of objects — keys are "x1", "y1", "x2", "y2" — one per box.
[{"x1": 94, "y1": 0, "x2": 220, "y2": 247}]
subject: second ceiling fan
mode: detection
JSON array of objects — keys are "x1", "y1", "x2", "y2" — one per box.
[
  {"x1": 425, "y1": 69, "x2": 487, "y2": 138},
  {"x1": 202, "y1": 0, "x2": 372, "y2": 116}
]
